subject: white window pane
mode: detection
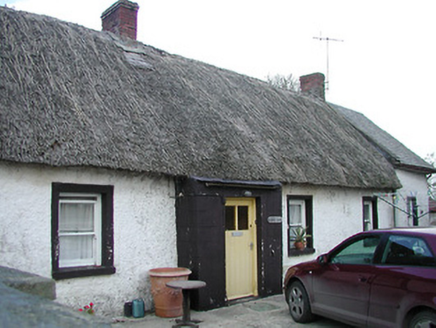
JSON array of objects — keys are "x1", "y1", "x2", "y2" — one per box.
[
  {"x1": 59, "y1": 235, "x2": 95, "y2": 266},
  {"x1": 363, "y1": 201, "x2": 372, "y2": 231},
  {"x1": 60, "y1": 203, "x2": 94, "y2": 232},
  {"x1": 363, "y1": 204, "x2": 371, "y2": 221},
  {"x1": 289, "y1": 204, "x2": 302, "y2": 225}
]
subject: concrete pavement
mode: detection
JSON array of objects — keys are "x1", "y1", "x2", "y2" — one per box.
[
  {"x1": 0, "y1": 264, "x2": 351, "y2": 328},
  {"x1": 110, "y1": 294, "x2": 352, "y2": 328}
]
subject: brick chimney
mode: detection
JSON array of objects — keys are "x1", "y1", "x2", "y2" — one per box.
[
  {"x1": 101, "y1": 0, "x2": 139, "y2": 40},
  {"x1": 299, "y1": 73, "x2": 325, "y2": 101}
]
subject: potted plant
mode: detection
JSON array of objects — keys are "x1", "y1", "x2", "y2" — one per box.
[{"x1": 291, "y1": 227, "x2": 311, "y2": 250}]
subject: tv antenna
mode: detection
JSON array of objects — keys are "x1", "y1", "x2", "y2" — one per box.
[{"x1": 313, "y1": 36, "x2": 344, "y2": 90}]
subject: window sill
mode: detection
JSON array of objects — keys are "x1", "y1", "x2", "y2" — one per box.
[
  {"x1": 53, "y1": 266, "x2": 116, "y2": 280},
  {"x1": 288, "y1": 248, "x2": 316, "y2": 257}
]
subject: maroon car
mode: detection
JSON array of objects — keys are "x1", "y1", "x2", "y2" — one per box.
[{"x1": 284, "y1": 228, "x2": 436, "y2": 328}]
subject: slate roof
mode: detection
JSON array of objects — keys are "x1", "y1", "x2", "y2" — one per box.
[
  {"x1": 332, "y1": 104, "x2": 435, "y2": 174},
  {"x1": 0, "y1": 6, "x2": 401, "y2": 189}
]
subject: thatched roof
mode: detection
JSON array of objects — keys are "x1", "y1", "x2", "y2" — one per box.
[
  {"x1": 333, "y1": 104, "x2": 436, "y2": 175},
  {"x1": 0, "y1": 6, "x2": 401, "y2": 189}
]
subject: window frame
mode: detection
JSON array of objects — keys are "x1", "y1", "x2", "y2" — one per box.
[
  {"x1": 52, "y1": 183, "x2": 115, "y2": 280},
  {"x1": 407, "y1": 197, "x2": 419, "y2": 226},
  {"x1": 362, "y1": 196, "x2": 378, "y2": 231},
  {"x1": 381, "y1": 234, "x2": 436, "y2": 267},
  {"x1": 58, "y1": 193, "x2": 102, "y2": 268},
  {"x1": 287, "y1": 195, "x2": 314, "y2": 256},
  {"x1": 288, "y1": 199, "x2": 306, "y2": 231}
]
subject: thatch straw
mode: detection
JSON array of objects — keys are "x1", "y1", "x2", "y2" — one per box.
[
  {"x1": 332, "y1": 104, "x2": 435, "y2": 174},
  {"x1": 0, "y1": 7, "x2": 401, "y2": 189}
]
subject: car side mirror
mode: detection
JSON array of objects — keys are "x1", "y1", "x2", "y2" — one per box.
[{"x1": 318, "y1": 254, "x2": 328, "y2": 265}]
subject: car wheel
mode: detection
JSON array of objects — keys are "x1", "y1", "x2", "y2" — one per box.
[
  {"x1": 409, "y1": 310, "x2": 436, "y2": 328},
  {"x1": 286, "y1": 280, "x2": 315, "y2": 323}
]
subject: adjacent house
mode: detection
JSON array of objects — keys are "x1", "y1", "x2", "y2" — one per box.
[
  {"x1": 333, "y1": 103, "x2": 435, "y2": 227},
  {"x1": 299, "y1": 73, "x2": 436, "y2": 230},
  {"x1": 430, "y1": 198, "x2": 436, "y2": 224},
  {"x1": 0, "y1": 1, "x2": 433, "y2": 315}
]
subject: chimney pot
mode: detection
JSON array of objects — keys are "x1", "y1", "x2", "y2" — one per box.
[
  {"x1": 299, "y1": 73, "x2": 325, "y2": 101},
  {"x1": 101, "y1": 0, "x2": 139, "y2": 40}
]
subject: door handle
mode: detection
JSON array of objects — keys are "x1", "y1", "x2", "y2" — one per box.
[
  {"x1": 358, "y1": 275, "x2": 368, "y2": 283},
  {"x1": 249, "y1": 242, "x2": 254, "y2": 250}
]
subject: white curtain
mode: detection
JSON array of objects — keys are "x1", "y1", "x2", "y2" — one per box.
[
  {"x1": 60, "y1": 203, "x2": 94, "y2": 232},
  {"x1": 289, "y1": 204, "x2": 302, "y2": 226},
  {"x1": 289, "y1": 204, "x2": 303, "y2": 246},
  {"x1": 59, "y1": 202, "x2": 95, "y2": 266}
]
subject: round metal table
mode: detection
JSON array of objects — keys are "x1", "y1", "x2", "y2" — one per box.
[{"x1": 166, "y1": 280, "x2": 207, "y2": 328}]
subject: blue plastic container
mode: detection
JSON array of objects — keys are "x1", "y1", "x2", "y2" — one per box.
[{"x1": 132, "y1": 298, "x2": 145, "y2": 318}]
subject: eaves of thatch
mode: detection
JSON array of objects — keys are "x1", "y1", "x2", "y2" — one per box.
[
  {"x1": 332, "y1": 104, "x2": 436, "y2": 175},
  {"x1": 0, "y1": 7, "x2": 401, "y2": 190}
]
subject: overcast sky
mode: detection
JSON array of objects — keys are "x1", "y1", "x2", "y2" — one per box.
[{"x1": 2, "y1": 0, "x2": 435, "y2": 159}]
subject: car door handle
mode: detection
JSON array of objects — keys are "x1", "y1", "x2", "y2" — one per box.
[{"x1": 358, "y1": 275, "x2": 368, "y2": 283}]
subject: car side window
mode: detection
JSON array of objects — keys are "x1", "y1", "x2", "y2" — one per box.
[
  {"x1": 382, "y1": 235, "x2": 436, "y2": 267},
  {"x1": 330, "y1": 236, "x2": 381, "y2": 265}
]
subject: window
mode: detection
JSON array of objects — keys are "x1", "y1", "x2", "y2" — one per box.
[
  {"x1": 52, "y1": 183, "x2": 115, "y2": 279},
  {"x1": 59, "y1": 194, "x2": 101, "y2": 268},
  {"x1": 382, "y1": 235, "x2": 436, "y2": 267},
  {"x1": 287, "y1": 196, "x2": 314, "y2": 256},
  {"x1": 225, "y1": 205, "x2": 249, "y2": 231},
  {"x1": 331, "y1": 235, "x2": 381, "y2": 265},
  {"x1": 289, "y1": 199, "x2": 305, "y2": 240},
  {"x1": 407, "y1": 197, "x2": 419, "y2": 226},
  {"x1": 363, "y1": 197, "x2": 378, "y2": 231}
]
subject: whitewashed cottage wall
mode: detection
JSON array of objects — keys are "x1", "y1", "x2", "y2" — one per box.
[
  {"x1": 281, "y1": 184, "x2": 393, "y2": 272},
  {"x1": 0, "y1": 161, "x2": 177, "y2": 315},
  {"x1": 392, "y1": 169, "x2": 431, "y2": 227}
]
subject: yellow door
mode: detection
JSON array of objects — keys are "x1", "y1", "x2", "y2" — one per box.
[{"x1": 225, "y1": 198, "x2": 258, "y2": 300}]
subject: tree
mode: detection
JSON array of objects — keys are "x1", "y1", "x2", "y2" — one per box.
[{"x1": 266, "y1": 73, "x2": 300, "y2": 92}]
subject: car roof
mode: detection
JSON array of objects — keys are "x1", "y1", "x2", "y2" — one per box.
[{"x1": 367, "y1": 227, "x2": 436, "y2": 237}]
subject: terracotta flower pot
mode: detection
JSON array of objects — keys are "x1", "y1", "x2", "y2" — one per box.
[
  {"x1": 149, "y1": 267, "x2": 192, "y2": 318},
  {"x1": 294, "y1": 241, "x2": 306, "y2": 250}
]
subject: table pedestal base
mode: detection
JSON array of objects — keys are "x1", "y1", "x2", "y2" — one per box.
[
  {"x1": 172, "y1": 289, "x2": 202, "y2": 328},
  {"x1": 166, "y1": 280, "x2": 206, "y2": 328}
]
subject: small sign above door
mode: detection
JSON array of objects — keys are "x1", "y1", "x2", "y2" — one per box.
[{"x1": 267, "y1": 216, "x2": 282, "y2": 224}]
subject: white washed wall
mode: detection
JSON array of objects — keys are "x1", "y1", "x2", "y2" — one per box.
[
  {"x1": 282, "y1": 184, "x2": 393, "y2": 273},
  {"x1": 431, "y1": 213, "x2": 436, "y2": 224},
  {"x1": 0, "y1": 161, "x2": 177, "y2": 316},
  {"x1": 392, "y1": 169, "x2": 431, "y2": 227}
]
